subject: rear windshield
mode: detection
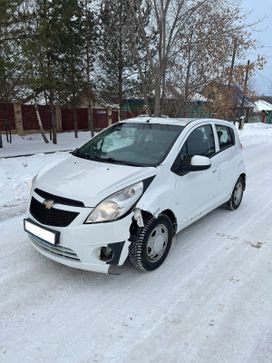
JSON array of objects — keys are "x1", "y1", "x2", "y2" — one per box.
[{"x1": 75, "y1": 122, "x2": 184, "y2": 167}]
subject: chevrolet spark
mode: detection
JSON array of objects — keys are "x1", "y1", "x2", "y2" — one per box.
[{"x1": 24, "y1": 117, "x2": 246, "y2": 273}]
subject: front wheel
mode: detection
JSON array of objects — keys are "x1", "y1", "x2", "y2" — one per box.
[
  {"x1": 129, "y1": 214, "x2": 173, "y2": 272},
  {"x1": 225, "y1": 177, "x2": 244, "y2": 210}
]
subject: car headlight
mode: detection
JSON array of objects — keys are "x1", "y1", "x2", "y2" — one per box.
[{"x1": 85, "y1": 182, "x2": 144, "y2": 223}]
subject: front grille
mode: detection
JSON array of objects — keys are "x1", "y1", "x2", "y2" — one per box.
[
  {"x1": 30, "y1": 235, "x2": 80, "y2": 261},
  {"x1": 30, "y1": 197, "x2": 79, "y2": 227},
  {"x1": 35, "y1": 188, "x2": 85, "y2": 207}
]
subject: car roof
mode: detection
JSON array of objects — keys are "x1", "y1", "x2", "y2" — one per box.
[
  {"x1": 120, "y1": 116, "x2": 235, "y2": 128},
  {"x1": 120, "y1": 116, "x2": 194, "y2": 127}
]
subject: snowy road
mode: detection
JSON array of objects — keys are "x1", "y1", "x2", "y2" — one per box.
[{"x1": 1, "y1": 141, "x2": 272, "y2": 363}]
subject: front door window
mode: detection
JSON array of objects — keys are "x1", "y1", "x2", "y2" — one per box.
[{"x1": 181, "y1": 125, "x2": 215, "y2": 167}]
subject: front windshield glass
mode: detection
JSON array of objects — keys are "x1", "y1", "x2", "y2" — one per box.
[{"x1": 75, "y1": 122, "x2": 184, "y2": 167}]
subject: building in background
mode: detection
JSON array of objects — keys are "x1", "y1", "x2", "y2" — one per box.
[{"x1": 254, "y1": 100, "x2": 272, "y2": 123}]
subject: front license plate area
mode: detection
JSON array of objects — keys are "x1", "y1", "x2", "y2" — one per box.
[{"x1": 24, "y1": 219, "x2": 60, "y2": 245}]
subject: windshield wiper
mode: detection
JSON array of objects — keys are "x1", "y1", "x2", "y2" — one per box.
[
  {"x1": 75, "y1": 153, "x2": 148, "y2": 167},
  {"x1": 99, "y1": 157, "x2": 147, "y2": 167},
  {"x1": 97, "y1": 157, "x2": 126, "y2": 164},
  {"x1": 74, "y1": 153, "x2": 103, "y2": 161},
  {"x1": 81, "y1": 155, "x2": 120, "y2": 164}
]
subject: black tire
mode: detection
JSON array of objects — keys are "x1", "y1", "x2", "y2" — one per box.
[
  {"x1": 129, "y1": 214, "x2": 173, "y2": 272},
  {"x1": 225, "y1": 176, "x2": 244, "y2": 210}
]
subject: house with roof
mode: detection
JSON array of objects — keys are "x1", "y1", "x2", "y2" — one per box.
[
  {"x1": 254, "y1": 100, "x2": 272, "y2": 123},
  {"x1": 202, "y1": 82, "x2": 255, "y2": 121}
]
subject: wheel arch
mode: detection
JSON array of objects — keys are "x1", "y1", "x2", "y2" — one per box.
[
  {"x1": 131, "y1": 208, "x2": 177, "y2": 236},
  {"x1": 161, "y1": 209, "x2": 177, "y2": 235},
  {"x1": 240, "y1": 173, "x2": 246, "y2": 190}
]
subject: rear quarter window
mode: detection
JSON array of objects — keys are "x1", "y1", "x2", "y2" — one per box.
[{"x1": 215, "y1": 125, "x2": 235, "y2": 150}]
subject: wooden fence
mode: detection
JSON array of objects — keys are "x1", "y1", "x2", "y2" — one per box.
[{"x1": 0, "y1": 103, "x2": 122, "y2": 135}]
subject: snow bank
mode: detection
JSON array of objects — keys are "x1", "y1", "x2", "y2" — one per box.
[
  {"x1": 0, "y1": 131, "x2": 94, "y2": 218},
  {"x1": 0, "y1": 131, "x2": 91, "y2": 157},
  {"x1": 0, "y1": 153, "x2": 68, "y2": 218},
  {"x1": 238, "y1": 123, "x2": 272, "y2": 146}
]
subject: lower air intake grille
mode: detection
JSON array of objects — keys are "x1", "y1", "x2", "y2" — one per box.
[
  {"x1": 30, "y1": 197, "x2": 79, "y2": 227},
  {"x1": 30, "y1": 235, "x2": 80, "y2": 261}
]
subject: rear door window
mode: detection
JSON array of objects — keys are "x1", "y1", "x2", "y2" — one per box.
[{"x1": 215, "y1": 125, "x2": 235, "y2": 150}]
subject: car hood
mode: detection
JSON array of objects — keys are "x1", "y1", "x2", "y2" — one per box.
[{"x1": 34, "y1": 155, "x2": 157, "y2": 207}]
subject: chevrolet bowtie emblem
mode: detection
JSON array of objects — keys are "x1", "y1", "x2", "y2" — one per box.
[{"x1": 43, "y1": 199, "x2": 55, "y2": 209}]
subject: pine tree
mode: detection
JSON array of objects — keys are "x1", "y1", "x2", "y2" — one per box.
[
  {"x1": 56, "y1": 0, "x2": 85, "y2": 138},
  {"x1": 0, "y1": 0, "x2": 27, "y2": 102},
  {"x1": 99, "y1": 0, "x2": 137, "y2": 116},
  {"x1": 80, "y1": 0, "x2": 98, "y2": 136},
  {"x1": 21, "y1": 0, "x2": 64, "y2": 143}
]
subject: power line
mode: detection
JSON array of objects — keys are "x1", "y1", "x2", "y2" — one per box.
[
  {"x1": 256, "y1": 70, "x2": 272, "y2": 85},
  {"x1": 247, "y1": 51, "x2": 272, "y2": 59}
]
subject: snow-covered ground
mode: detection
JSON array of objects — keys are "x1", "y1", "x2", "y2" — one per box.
[
  {"x1": 239, "y1": 122, "x2": 272, "y2": 146},
  {"x1": 0, "y1": 130, "x2": 91, "y2": 157},
  {"x1": 1, "y1": 123, "x2": 272, "y2": 362},
  {"x1": 0, "y1": 131, "x2": 92, "y2": 218}
]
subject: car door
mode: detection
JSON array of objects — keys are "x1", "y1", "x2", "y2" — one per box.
[
  {"x1": 212, "y1": 123, "x2": 238, "y2": 200},
  {"x1": 172, "y1": 123, "x2": 219, "y2": 227}
]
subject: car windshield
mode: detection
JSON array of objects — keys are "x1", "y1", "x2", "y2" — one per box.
[{"x1": 74, "y1": 122, "x2": 184, "y2": 167}]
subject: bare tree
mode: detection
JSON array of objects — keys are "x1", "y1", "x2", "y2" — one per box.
[
  {"x1": 172, "y1": 1, "x2": 246, "y2": 116},
  {"x1": 34, "y1": 103, "x2": 49, "y2": 143},
  {"x1": 129, "y1": 0, "x2": 215, "y2": 116},
  {"x1": 129, "y1": 0, "x2": 259, "y2": 117}
]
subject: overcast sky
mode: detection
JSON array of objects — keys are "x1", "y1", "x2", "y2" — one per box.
[{"x1": 241, "y1": 0, "x2": 272, "y2": 95}]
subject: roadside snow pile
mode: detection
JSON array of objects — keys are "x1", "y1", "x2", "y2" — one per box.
[
  {"x1": 0, "y1": 153, "x2": 68, "y2": 218},
  {"x1": 0, "y1": 131, "x2": 94, "y2": 218},
  {"x1": 0, "y1": 130, "x2": 91, "y2": 157},
  {"x1": 239, "y1": 122, "x2": 272, "y2": 146}
]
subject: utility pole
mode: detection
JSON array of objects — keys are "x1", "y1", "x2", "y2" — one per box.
[
  {"x1": 239, "y1": 59, "x2": 250, "y2": 130},
  {"x1": 228, "y1": 38, "x2": 238, "y2": 123},
  {"x1": 228, "y1": 38, "x2": 238, "y2": 88}
]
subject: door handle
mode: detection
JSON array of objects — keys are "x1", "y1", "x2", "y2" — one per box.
[{"x1": 212, "y1": 168, "x2": 217, "y2": 174}]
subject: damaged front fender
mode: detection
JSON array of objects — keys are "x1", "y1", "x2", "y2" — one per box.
[{"x1": 135, "y1": 182, "x2": 178, "y2": 222}]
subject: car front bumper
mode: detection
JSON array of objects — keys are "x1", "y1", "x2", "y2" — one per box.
[{"x1": 24, "y1": 211, "x2": 134, "y2": 274}]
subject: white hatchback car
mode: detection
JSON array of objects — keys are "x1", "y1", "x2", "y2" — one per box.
[{"x1": 24, "y1": 117, "x2": 246, "y2": 273}]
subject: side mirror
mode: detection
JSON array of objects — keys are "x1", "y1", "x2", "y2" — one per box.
[
  {"x1": 171, "y1": 153, "x2": 211, "y2": 176},
  {"x1": 188, "y1": 155, "x2": 211, "y2": 171}
]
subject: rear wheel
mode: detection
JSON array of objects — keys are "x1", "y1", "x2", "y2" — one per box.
[
  {"x1": 226, "y1": 177, "x2": 244, "y2": 210},
  {"x1": 129, "y1": 214, "x2": 173, "y2": 272}
]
